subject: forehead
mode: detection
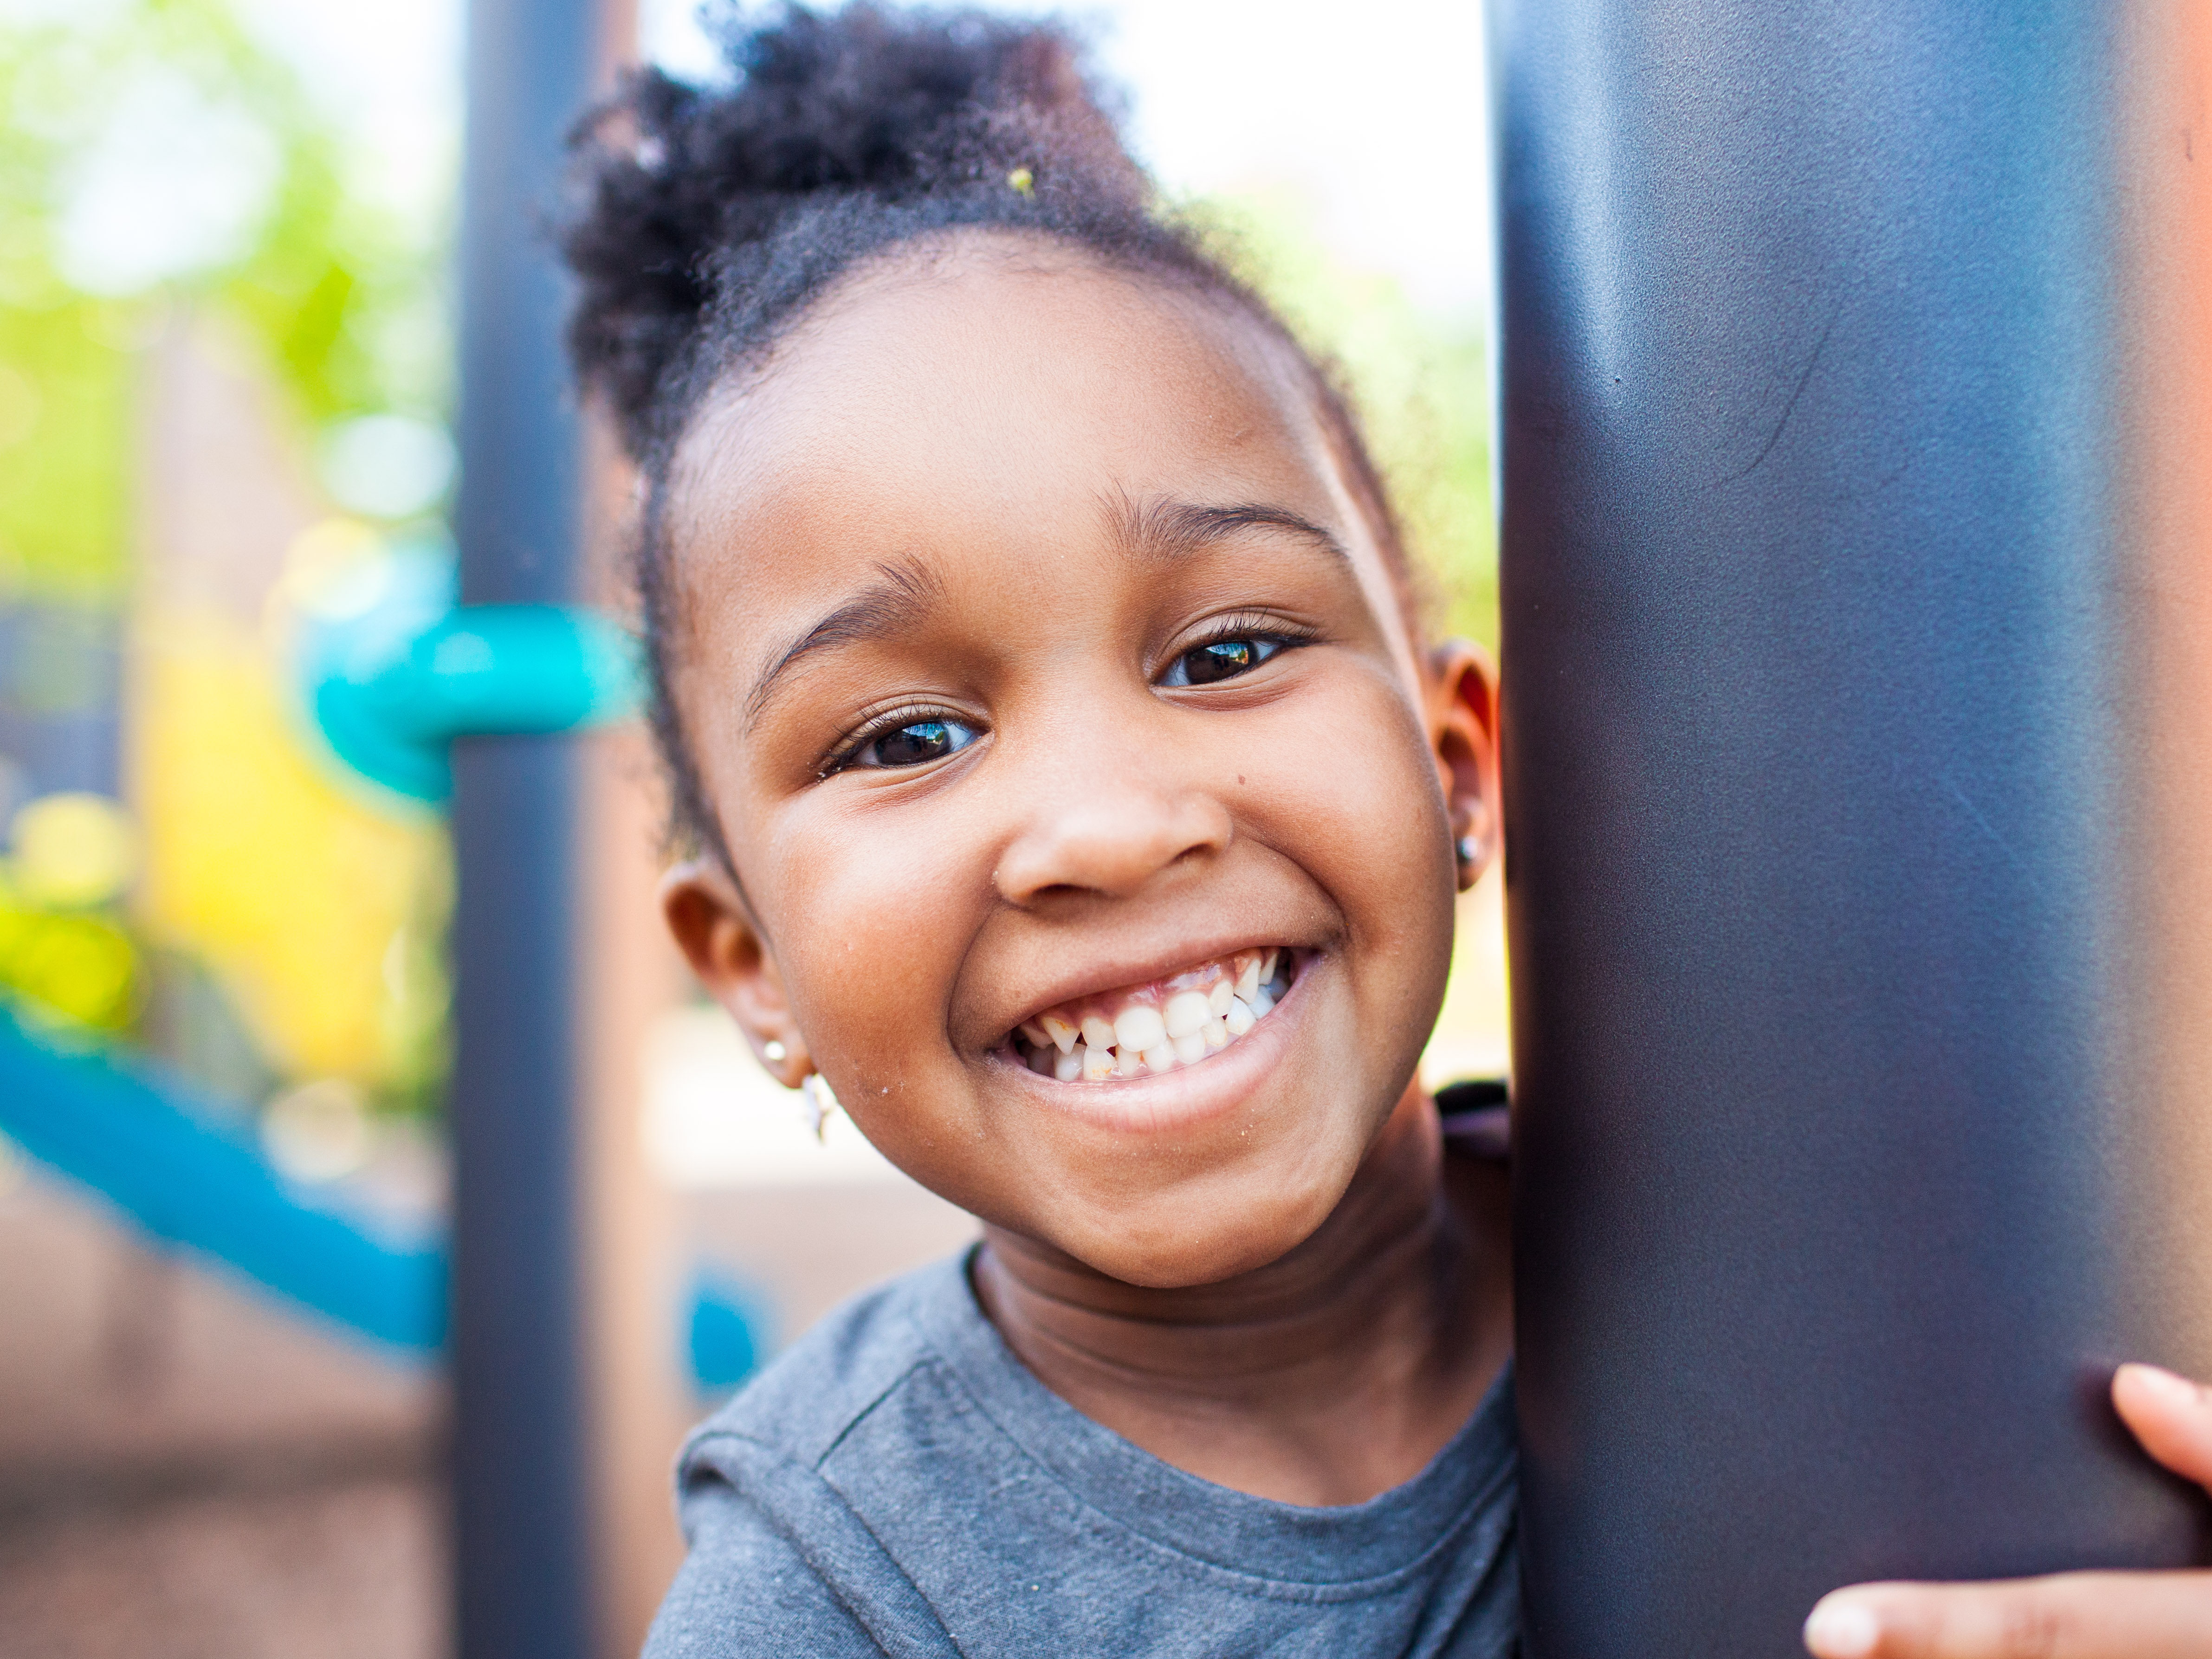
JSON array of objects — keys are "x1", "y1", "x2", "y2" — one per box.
[{"x1": 664, "y1": 236, "x2": 1359, "y2": 582}]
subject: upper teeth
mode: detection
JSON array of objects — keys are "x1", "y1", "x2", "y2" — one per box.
[
  {"x1": 1113, "y1": 1005, "x2": 1166, "y2": 1053},
  {"x1": 1162, "y1": 992, "x2": 1211, "y2": 1039},
  {"x1": 1015, "y1": 949, "x2": 1292, "y2": 1083}
]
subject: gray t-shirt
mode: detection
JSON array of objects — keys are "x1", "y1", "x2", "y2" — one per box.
[{"x1": 645, "y1": 1247, "x2": 1520, "y2": 1658}]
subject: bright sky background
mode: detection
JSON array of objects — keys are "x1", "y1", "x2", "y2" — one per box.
[
  {"x1": 7, "y1": 0, "x2": 1492, "y2": 364},
  {"x1": 163, "y1": 0, "x2": 1490, "y2": 320},
  {"x1": 642, "y1": 0, "x2": 1492, "y2": 316}
]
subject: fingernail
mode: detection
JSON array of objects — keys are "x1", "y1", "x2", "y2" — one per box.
[
  {"x1": 1804, "y1": 1595, "x2": 1881, "y2": 1659},
  {"x1": 2120, "y1": 1363, "x2": 2199, "y2": 1407}
]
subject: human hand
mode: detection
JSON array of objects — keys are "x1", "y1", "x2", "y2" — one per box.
[{"x1": 1802, "y1": 1364, "x2": 2212, "y2": 1658}]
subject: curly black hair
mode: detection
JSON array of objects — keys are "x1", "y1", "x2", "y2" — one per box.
[{"x1": 563, "y1": 2, "x2": 1412, "y2": 865}]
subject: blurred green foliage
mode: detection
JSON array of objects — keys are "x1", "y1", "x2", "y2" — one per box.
[
  {"x1": 0, "y1": 301, "x2": 132, "y2": 604},
  {"x1": 0, "y1": 0, "x2": 455, "y2": 1124},
  {"x1": 0, "y1": 0, "x2": 450, "y2": 605},
  {"x1": 1195, "y1": 189, "x2": 1498, "y2": 652},
  {"x1": 0, "y1": 884, "x2": 138, "y2": 1032},
  {"x1": 0, "y1": 788, "x2": 141, "y2": 1030}
]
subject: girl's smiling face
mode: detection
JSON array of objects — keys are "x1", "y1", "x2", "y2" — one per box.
[{"x1": 659, "y1": 234, "x2": 1496, "y2": 1289}]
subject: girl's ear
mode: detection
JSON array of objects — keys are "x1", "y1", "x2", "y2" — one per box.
[
  {"x1": 660, "y1": 859, "x2": 813, "y2": 1087},
  {"x1": 1426, "y1": 639, "x2": 1501, "y2": 891}
]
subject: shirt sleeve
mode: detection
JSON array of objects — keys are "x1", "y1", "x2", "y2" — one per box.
[{"x1": 643, "y1": 1478, "x2": 886, "y2": 1659}]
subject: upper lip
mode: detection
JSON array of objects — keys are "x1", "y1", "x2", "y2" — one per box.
[{"x1": 983, "y1": 931, "x2": 1306, "y2": 1047}]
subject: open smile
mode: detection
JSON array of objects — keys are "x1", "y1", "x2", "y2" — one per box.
[{"x1": 1005, "y1": 948, "x2": 1300, "y2": 1084}]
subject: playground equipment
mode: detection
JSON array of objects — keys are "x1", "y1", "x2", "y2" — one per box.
[
  {"x1": 0, "y1": 1001, "x2": 444, "y2": 1352},
  {"x1": 1497, "y1": 2, "x2": 2212, "y2": 1653},
  {"x1": 0, "y1": 2, "x2": 620, "y2": 1652},
  {"x1": 298, "y1": 537, "x2": 640, "y2": 805},
  {"x1": 441, "y1": 1, "x2": 604, "y2": 1653}
]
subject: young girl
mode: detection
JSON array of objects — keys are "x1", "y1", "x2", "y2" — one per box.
[{"x1": 562, "y1": 7, "x2": 2212, "y2": 1654}]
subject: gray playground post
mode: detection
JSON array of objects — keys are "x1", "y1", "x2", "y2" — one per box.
[
  {"x1": 450, "y1": 0, "x2": 601, "y2": 1652},
  {"x1": 1494, "y1": 2, "x2": 2212, "y2": 1654}
]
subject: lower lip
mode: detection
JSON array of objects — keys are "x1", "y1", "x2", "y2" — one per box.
[{"x1": 990, "y1": 959, "x2": 1313, "y2": 1135}]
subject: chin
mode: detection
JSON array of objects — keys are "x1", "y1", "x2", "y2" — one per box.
[{"x1": 1059, "y1": 1170, "x2": 1352, "y2": 1290}]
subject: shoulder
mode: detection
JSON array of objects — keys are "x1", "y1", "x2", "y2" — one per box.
[
  {"x1": 643, "y1": 1480, "x2": 887, "y2": 1658},
  {"x1": 652, "y1": 1253, "x2": 977, "y2": 1659},
  {"x1": 686, "y1": 1252, "x2": 962, "y2": 1471},
  {"x1": 1435, "y1": 1078, "x2": 1511, "y2": 1161}
]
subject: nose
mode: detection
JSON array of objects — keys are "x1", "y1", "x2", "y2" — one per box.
[{"x1": 994, "y1": 766, "x2": 1234, "y2": 906}]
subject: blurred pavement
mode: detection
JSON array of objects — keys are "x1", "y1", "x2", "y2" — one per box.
[{"x1": 0, "y1": 1171, "x2": 445, "y2": 1659}]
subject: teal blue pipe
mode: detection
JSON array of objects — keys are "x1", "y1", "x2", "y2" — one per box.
[
  {"x1": 301, "y1": 545, "x2": 643, "y2": 802},
  {"x1": 0, "y1": 1002, "x2": 445, "y2": 1354},
  {"x1": 0, "y1": 1003, "x2": 782, "y2": 1379}
]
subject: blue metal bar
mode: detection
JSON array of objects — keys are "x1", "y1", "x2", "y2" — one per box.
[
  {"x1": 0, "y1": 1002, "x2": 445, "y2": 1354},
  {"x1": 449, "y1": 0, "x2": 601, "y2": 1651}
]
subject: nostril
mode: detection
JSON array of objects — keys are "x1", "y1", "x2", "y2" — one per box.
[
  {"x1": 994, "y1": 791, "x2": 1235, "y2": 906},
  {"x1": 1021, "y1": 882, "x2": 1091, "y2": 909}
]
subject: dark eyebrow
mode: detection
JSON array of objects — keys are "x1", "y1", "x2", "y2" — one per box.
[
  {"x1": 741, "y1": 504, "x2": 1343, "y2": 734},
  {"x1": 1112, "y1": 495, "x2": 1353, "y2": 568},
  {"x1": 744, "y1": 557, "x2": 943, "y2": 733}
]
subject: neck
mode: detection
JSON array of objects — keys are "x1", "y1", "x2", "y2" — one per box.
[{"x1": 972, "y1": 1085, "x2": 1513, "y2": 1506}]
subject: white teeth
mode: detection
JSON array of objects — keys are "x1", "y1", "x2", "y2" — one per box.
[
  {"x1": 1163, "y1": 990, "x2": 1211, "y2": 1039},
  {"x1": 1114, "y1": 1005, "x2": 1167, "y2": 1053},
  {"x1": 1020, "y1": 949, "x2": 1295, "y2": 1083}
]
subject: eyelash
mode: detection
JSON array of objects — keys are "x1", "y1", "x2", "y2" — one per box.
[
  {"x1": 820, "y1": 703, "x2": 977, "y2": 778},
  {"x1": 816, "y1": 616, "x2": 1319, "y2": 777},
  {"x1": 1162, "y1": 613, "x2": 1321, "y2": 683}
]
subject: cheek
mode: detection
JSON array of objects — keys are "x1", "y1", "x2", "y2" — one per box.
[
  {"x1": 1245, "y1": 661, "x2": 1457, "y2": 965},
  {"x1": 758, "y1": 795, "x2": 983, "y2": 1102}
]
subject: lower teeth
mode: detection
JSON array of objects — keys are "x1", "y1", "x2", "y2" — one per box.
[{"x1": 1018, "y1": 958, "x2": 1292, "y2": 1080}]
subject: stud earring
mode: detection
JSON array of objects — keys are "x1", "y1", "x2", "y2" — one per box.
[
  {"x1": 763, "y1": 1040, "x2": 787, "y2": 1064},
  {"x1": 1455, "y1": 800, "x2": 1493, "y2": 878}
]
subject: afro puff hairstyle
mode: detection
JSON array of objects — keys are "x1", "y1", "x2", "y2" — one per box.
[{"x1": 562, "y1": 3, "x2": 1411, "y2": 862}]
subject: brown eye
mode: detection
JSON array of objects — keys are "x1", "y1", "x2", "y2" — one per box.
[
  {"x1": 847, "y1": 717, "x2": 977, "y2": 770},
  {"x1": 1164, "y1": 637, "x2": 1283, "y2": 688}
]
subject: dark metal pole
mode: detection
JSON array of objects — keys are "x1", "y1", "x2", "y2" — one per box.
[
  {"x1": 451, "y1": 0, "x2": 600, "y2": 1653},
  {"x1": 1494, "y1": 2, "x2": 2212, "y2": 1654}
]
